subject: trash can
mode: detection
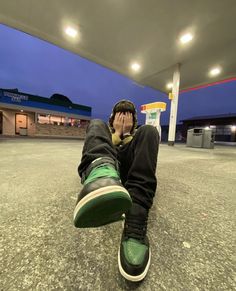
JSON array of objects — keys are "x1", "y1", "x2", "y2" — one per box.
[
  {"x1": 187, "y1": 128, "x2": 203, "y2": 147},
  {"x1": 203, "y1": 128, "x2": 215, "y2": 149},
  {"x1": 187, "y1": 128, "x2": 214, "y2": 149},
  {"x1": 19, "y1": 127, "x2": 28, "y2": 136}
]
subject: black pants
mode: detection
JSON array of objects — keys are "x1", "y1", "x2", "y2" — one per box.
[{"x1": 78, "y1": 120, "x2": 159, "y2": 210}]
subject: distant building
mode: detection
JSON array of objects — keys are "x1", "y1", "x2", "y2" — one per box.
[
  {"x1": 181, "y1": 114, "x2": 236, "y2": 142},
  {"x1": 160, "y1": 114, "x2": 236, "y2": 143},
  {"x1": 0, "y1": 88, "x2": 91, "y2": 138}
]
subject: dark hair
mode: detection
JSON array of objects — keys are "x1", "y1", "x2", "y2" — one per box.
[{"x1": 109, "y1": 100, "x2": 138, "y2": 134}]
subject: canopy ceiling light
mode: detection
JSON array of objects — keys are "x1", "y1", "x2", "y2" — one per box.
[
  {"x1": 65, "y1": 26, "x2": 78, "y2": 38},
  {"x1": 209, "y1": 67, "x2": 221, "y2": 77},
  {"x1": 166, "y1": 82, "x2": 173, "y2": 89},
  {"x1": 130, "y1": 63, "x2": 141, "y2": 72},
  {"x1": 180, "y1": 33, "x2": 193, "y2": 44}
]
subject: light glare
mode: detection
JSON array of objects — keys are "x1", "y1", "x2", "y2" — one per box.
[
  {"x1": 231, "y1": 125, "x2": 236, "y2": 132},
  {"x1": 131, "y1": 63, "x2": 141, "y2": 72},
  {"x1": 65, "y1": 26, "x2": 78, "y2": 38},
  {"x1": 209, "y1": 67, "x2": 221, "y2": 77},
  {"x1": 180, "y1": 33, "x2": 193, "y2": 44},
  {"x1": 166, "y1": 83, "x2": 173, "y2": 89}
]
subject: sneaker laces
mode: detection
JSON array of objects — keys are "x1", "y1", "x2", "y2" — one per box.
[{"x1": 124, "y1": 211, "x2": 148, "y2": 242}]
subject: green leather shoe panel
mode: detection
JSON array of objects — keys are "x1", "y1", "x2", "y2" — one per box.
[
  {"x1": 84, "y1": 165, "x2": 119, "y2": 185},
  {"x1": 122, "y1": 238, "x2": 148, "y2": 265}
]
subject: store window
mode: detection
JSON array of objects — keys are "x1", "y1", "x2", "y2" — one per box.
[
  {"x1": 37, "y1": 114, "x2": 64, "y2": 125},
  {"x1": 50, "y1": 115, "x2": 64, "y2": 125},
  {"x1": 215, "y1": 125, "x2": 231, "y2": 136},
  {"x1": 37, "y1": 114, "x2": 50, "y2": 124},
  {"x1": 37, "y1": 114, "x2": 89, "y2": 127},
  {"x1": 71, "y1": 119, "x2": 89, "y2": 128}
]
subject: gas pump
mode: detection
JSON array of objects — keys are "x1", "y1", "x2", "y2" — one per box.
[{"x1": 141, "y1": 102, "x2": 166, "y2": 140}]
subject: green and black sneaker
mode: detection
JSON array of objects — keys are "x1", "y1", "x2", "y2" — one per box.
[
  {"x1": 73, "y1": 158, "x2": 132, "y2": 228},
  {"x1": 118, "y1": 203, "x2": 150, "y2": 282}
]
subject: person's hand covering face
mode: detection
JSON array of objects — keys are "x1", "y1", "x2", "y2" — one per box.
[
  {"x1": 113, "y1": 112, "x2": 133, "y2": 137},
  {"x1": 123, "y1": 112, "x2": 133, "y2": 135},
  {"x1": 113, "y1": 112, "x2": 124, "y2": 137}
]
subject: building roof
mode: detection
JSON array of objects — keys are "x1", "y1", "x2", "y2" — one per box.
[
  {"x1": 181, "y1": 113, "x2": 236, "y2": 122},
  {"x1": 0, "y1": 88, "x2": 91, "y2": 118}
]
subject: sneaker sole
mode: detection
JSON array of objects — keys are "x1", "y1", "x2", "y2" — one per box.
[
  {"x1": 118, "y1": 247, "x2": 151, "y2": 282},
  {"x1": 73, "y1": 185, "x2": 132, "y2": 228}
]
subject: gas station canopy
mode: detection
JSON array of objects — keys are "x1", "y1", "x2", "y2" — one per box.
[{"x1": 0, "y1": 0, "x2": 236, "y2": 92}]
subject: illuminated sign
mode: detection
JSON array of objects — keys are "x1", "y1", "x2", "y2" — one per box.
[{"x1": 3, "y1": 91, "x2": 28, "y2": 103}]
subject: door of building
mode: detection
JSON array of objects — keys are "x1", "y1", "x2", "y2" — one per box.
[
  {"x1": 15, "y1": 113, "x2": 28, "y2": 134},
  {"x1": 0, "y1": 111, "x2": 2, "y2": 134}
]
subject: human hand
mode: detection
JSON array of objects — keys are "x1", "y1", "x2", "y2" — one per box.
[
  {"x1": 123, "y1": 112, "x2": 133, "y2": 135},
  {"x1": 113, "y1": 112, "x2": 124, "y2": 137}
]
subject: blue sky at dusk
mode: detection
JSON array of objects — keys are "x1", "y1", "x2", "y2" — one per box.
[{"x1": 0, "y1": 24, "x2": 235, "y2": 125}]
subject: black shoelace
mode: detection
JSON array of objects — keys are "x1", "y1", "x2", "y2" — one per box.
[{"x1": 124, "y1": 216, "x2": 148, "y2": 242}]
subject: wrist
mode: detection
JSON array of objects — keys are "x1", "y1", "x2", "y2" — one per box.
[{"x1": 114, "y1": 131, "x2": 122, "y2": 138}]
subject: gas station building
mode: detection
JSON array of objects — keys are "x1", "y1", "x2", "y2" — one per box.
[{"x1": 0, "y1": 88, "x2": 91, "y2": 138}]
